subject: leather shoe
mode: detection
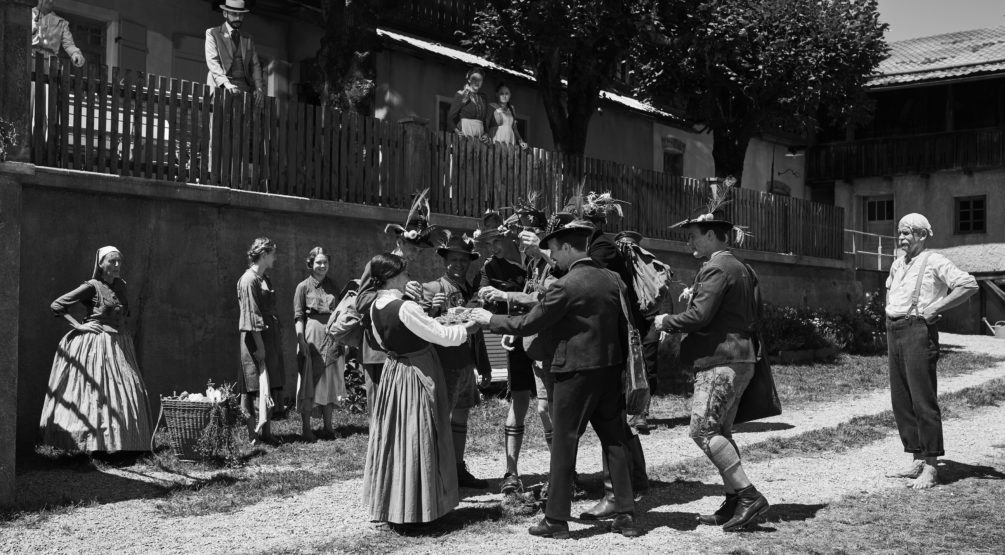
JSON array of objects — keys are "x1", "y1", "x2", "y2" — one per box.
[
  {"x1": 722, "y1": 485, "x2": 769, "y2": 532},
  {"x1": 528, "y1": 517, "x2": 570, "y2": 539},
  {"x1": 697, "y1": 493, "x2": 738, "y2": 525},
  {"x1": 609, "y1": 513, "x2": 644, "y2": 537},
  {"x1": 579, "y1": 497, "x2": 617, "y2": 520}
]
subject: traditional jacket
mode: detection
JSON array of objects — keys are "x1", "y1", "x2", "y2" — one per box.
[
  {"x1": 489, "y1": 258, "x2": 627, "y2": 374},
  {"x1": 663, "y1": 250, "x2": 757, "y2": 370}
]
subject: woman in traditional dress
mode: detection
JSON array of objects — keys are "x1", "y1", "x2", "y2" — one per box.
[
  {"x1": 40, "y1": 246, "x2": 153, "y2": 455},
  {"x1": 294, "y1": 246, "x2": 345, "y2": 441},
  {"x1": 238, "y1": 237, "x2": 285, "y2": 445},
  {"x1": 447, "y1": 67, "x2": 490, "y2": 140},
  {"x1": 488, "y1": 83, "x2": 528, "y2": 149},
  {"x1": 362, "y1": 253, "x2": 480, "y2": 527}
]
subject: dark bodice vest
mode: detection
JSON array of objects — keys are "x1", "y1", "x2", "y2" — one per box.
[{"x1": 371, "y1": 299, "x2": 427, "y2": 355}]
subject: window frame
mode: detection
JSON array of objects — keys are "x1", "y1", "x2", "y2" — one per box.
[
  {"x1": 864, "y1": 197, "x2": 894, "y2": 223},
  {"x1": 954, "y1": 195, "x2": 987, "y2": 235}
]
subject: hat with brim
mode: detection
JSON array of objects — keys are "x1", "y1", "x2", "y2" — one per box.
[
  {"x1": 540, "y1": 212, "x2": 596, "y2": 244},
  {"x1": 669, "y1": 211, "x2": 734, "y2": 230},
  {"x1": 473, "y1": 210, "x2": 506, "y2": 243},
  {"x1": 384, "y1": 218, "x2": 444, "y2": 248},
  {"x1": 220, "y1": 0, "x2": 250, "y2": 13},
  {"x1": 614, "y1": 230, "x2": 643, "y2": 244},
  {"x1": 437, "y1": 235, "x2": 480, "y2": 260}
]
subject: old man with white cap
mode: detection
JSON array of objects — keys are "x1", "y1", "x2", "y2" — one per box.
[{"x1": 884, "y1": 213, "x2": 977, "y2": 488}]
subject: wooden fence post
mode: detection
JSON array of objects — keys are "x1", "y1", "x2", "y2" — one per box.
[
  {"x1": 0, "y1": 0, "x2": 34, "y2": 163},
  {"x1": 400, "y1": 117, "x2": 431, "y2": 200}
]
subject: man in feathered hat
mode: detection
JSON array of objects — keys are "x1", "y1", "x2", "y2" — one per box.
[
  {"x1": 471, "y1": 215, "x2": 643, "y2": 539},
  {"x1": 475, "y1": 203, "x2": 558, "y2": 496},
  {"x1": 421, "y1": 234, "x2": 492, "y2": 489},
  {"x1": 651, "y1": 199, "x2": 770, "y2": 532},
  {"x1": 353, "y1": 189, "x2": 444, "y2": 414}
]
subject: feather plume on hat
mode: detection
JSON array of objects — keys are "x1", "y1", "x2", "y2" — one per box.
[
  {"x1": 563, "y1": 180, "x2": 628, "y2": 223},
  {"x1": 384, "y1": 188, "x2": 448, "y2": 246},
  {"x1": 670, "y1": 177, "x2": 750, "y2": 246}
]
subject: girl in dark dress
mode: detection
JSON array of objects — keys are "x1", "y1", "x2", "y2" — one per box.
[
  {"x1": 40, "y1": 246, "x2": 153, "y2": 453},
  {"x1": 447, "y1": 67, "x2": 490, "y2": 140},
  {"x1": 237, "y1": 237, "x2": 284, "y2": 444}
]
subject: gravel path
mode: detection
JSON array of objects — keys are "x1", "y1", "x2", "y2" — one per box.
[{"x1": 3, "y1": 333, "x2": 1004, "y2": 554}]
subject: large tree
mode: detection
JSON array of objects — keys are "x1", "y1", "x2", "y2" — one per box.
[
  {"x1": 633, "y1": 0, "x2": 888, "y2": 180},
  {"x1": 316, "y1": 0, "x2": 381, "y2": 113},
  {"x1": 465, "y1": 0, "x2": 648, "y2": 158}
]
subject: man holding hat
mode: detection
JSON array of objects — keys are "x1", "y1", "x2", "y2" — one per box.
[
  {"x1": 470, "y1": 215, "x2": 642, "y2": 539},
  {"x1": 884, "y1": 213, "x2": 976, "y2": 489},
  {"x1": 205, "y1": 0, "x2": 265, "y2": 104},
  {"x1": 652, "y1": 204, "x2": 768, "y2": 532},
  {"x1": 422, "y1": 234, "x2": 492, "y2": 489}
]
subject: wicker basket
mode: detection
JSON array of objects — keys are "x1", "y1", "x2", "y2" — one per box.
[{"x1": 160, "y1": 398, "x2": 234, "y2": 461}]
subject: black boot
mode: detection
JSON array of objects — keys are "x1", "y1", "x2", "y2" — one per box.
[
  {"x1": 610, "y1": 513, "x2": 644, "y2": 537},
  {"x1": 528, "y1": 517, "x2": 570, "y2": 539},
  {"x1": 722, "y1": 485, "x2": 769, "y2": 532},
  {"x1": 457, "y1": 462, "x2": 488, "y2": 489},
  {"x1": 697, "y1": 493, "x2": 738, "y2": 525}
]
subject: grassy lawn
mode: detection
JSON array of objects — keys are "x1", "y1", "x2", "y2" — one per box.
[
  {"x1": 5, "y1": 350, "x2": 1001, "y2": 523},
  {"x1": 721, "y1": 459, "x2": 1005, "y2": 555}
]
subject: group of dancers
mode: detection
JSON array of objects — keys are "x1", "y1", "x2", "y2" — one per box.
[{"x1": 36, "y1": 178, "x2": 974, "y2": 540}]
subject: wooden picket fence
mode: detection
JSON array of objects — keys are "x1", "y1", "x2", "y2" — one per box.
[{"x1": 29, "y1": 56, "x2": 844, "y2": 259}]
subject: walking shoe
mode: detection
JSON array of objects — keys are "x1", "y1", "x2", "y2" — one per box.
[
  {"x1": 528, "y1": 517, "x2": 570, "y2": 539},
  {"x1": 697, "y1": 493, "x2": 738, "y2": 525},
  {"x1": 501, "y1": 472, "x2": 523, "y2": 495},
  {"x1": 579, "y1": 497, "x2": 617, "y2": 520},
  {"x1": 457, "y1": 462, "x2": 489, "y2": 489},
  {"x1": 722, "y1": 485, "x2": 769, "y2": 532},
  {"x1": 609, "y1": 513, "x2": 644, "y2": 537},
  {"x1": 629, "y1": 414, "x2": 650, "y2": 435}
]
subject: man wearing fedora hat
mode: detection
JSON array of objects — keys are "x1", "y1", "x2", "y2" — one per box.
[
  {"x1": 470, "y1": 215, "x2": 643, "y2": 539},
  {"x1": 652, "y1": 208, "x2": 769, "y2": 532},
  {"x1": 421, "y1": 234, "x2": 491, "y2": 489},
  {"x1": 205, "y1": 0, "x2": 265, "y2": 105}
]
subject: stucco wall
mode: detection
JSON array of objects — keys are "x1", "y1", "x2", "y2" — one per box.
[
  {"x1": 836, "y1": 168, "x2": 1005, "y2": 249},
  {"x1": 741, "y1": 138, "x2": 807, "y2": 198},
  {"x1": 8, "y1": 164, "x2": 867, "y2": 448}
]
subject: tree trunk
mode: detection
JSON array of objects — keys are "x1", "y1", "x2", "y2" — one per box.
[{"x1": 710, "y1": 123, "x2": 753, "y2": 184}]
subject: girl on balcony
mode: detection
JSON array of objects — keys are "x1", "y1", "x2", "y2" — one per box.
[
  {"x1": 447, "y1": 67, "x2": 490, "y2": 141},
  {"x1": 489, "y1": 83, "x2": 528, "y2": 149},
  {"x1": 40, "y1": 246, "x2": 152, "y2": 457},
  {"x1": 293, "y1": 246, "x2": 346, "y2": 442}
]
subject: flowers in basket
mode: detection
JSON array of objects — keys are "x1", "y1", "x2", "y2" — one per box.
[{"x1": 164, "y1": 381, "x2": 241, "y2": 464}]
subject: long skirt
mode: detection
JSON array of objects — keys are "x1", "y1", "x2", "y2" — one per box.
[
  {"x1": 39, "y1": 329, "x2": 153, "y2": 452},
  {"x1": 297, "y1": 314, "x2": 346, "y2": 412},
  {"x1": 362, "y1": 346, "x2": 458, "y2": 524}
]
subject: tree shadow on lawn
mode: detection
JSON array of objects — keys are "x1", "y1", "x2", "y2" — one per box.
[{"x1": 938, "y1": 459, "x2": 1005, "y2": 485}]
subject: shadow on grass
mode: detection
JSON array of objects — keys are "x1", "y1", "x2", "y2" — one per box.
[
  {"x1": 647, "y1": 416, "x2": 691, "y2": 429},
  {"x1": 734, "y1": 421, "x2": 795, "y2": 433},
  {"x1": 938, "y1": 460, "x2": 1005, "y2": 485}
]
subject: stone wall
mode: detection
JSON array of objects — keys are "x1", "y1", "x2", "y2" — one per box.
[{"x1": 7, "y1": 163, "x2": 868, "y2": 448}]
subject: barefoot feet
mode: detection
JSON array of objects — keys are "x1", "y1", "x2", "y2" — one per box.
[
  {"x1": 886, "y1": 459, "x2": 924, "y2": 479},
  {"x1": 911, "y1": 464, "x2": 938, "y2": 489}
]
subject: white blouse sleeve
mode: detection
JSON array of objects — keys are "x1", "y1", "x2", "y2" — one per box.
[{"x1": 398, "y1": 300, "x2": 469, "y2": 347}]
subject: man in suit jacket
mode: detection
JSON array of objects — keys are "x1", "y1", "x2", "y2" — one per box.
[
  {"x1": 471, "y1": 216, "x2": 643, "y2": 539},
  {"x1": 653, "y1": 210, "x2": 769, "y2": 532},
  {"x1": 205, "y1": 0, "x2": 264, "y2": 104}
]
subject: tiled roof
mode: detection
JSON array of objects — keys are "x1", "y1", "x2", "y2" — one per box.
[
  {"x1": 870, "y1": 26, "x2": 1005, "y2": 87},
  {"x1": 376, "y1": 28, "x2": 685, "y2": 124},
  {"x1": 931, "y1": 243, "x2": 1005, "y2": 274}
]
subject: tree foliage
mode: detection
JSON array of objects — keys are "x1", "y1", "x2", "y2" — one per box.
[
  {"x1": 633, "y1": 0, "x2": 888, "y2": 179},
  {"x1": 465, "y1": 0, "x2": 648, "y2": 158},
  {"x1": 316, "y1": 0, "x2": 380, "y2": 113}
]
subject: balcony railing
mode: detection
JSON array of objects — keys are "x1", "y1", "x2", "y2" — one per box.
[
  {"x1": 845, "y1": 229, "x2": 898, "y2": 271},
  {"x1": 381, "y1": 0, "x2": 477, "y2": 43},
  {"x1": 807, "y1": 127, "x2": 1005, "y2": 181},
  {"x1": 29, "y1": 55, "x2": 845, "y2": 259}
]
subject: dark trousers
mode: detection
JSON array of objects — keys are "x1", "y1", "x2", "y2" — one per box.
[
  {"x1": 887, "y1": 318, "x2": 944, "y2": 457},
  {"x1": 547, "y1": 368, "x2": 634, "y2": 521}
]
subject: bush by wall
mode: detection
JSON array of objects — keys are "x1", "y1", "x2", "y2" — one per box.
[{"x1": 760, "y1": 291, "x2": 887, "y2": 355}]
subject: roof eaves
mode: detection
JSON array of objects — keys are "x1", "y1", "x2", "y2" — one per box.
[{"x1": 376, "y1": 27, "x2": 686, "y2": 125}]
